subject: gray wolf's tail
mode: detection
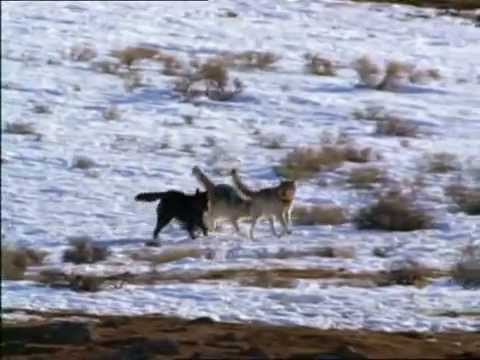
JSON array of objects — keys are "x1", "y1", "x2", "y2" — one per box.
[
  {"x1": 192, "y1": 166, "x2": 216, "y2": 192},
  {"x1": 135, "y1": 192, "x2": 166, "y2": 202},
  {"x1": 230, "y1": 169, "x2": 256, "y2": 197}
]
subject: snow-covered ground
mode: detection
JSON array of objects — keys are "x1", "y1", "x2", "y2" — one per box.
[{"x1": 2, "y1": 0, "x2": 479, "y2": 332}]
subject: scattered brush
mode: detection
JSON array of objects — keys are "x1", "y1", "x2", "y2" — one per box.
[
  {"x1": 121, "y1": 70, "x2": 145, "y2": 92},
  {"x1": 102, "y1": 105, "x2": 122, "y2": 121},
  {"x1": 70, "y1": 155, "x2": 98, "y2": 170},
  {"x1": 445, "y1": 184, "x2": 480, "y2": 215},
  {"x1": 111, "y1": 46, "x2": 161, "y2": 68},
  {"x1": 353, "y1": 56, "x2": 439, "y2": 91},
  {"x1": 305, "y1": 53, "x2": 336, "y2": 76},
  {"x1": 130, "y1": 247, "x2": 206, "y2": 265},
  {"x1": 352, "y1": 106, "x2": 388, "y2": 121},
  {"x1": 92, "y1": 60, "x2": 121, "y2": 75},
  {"x1": 69, "y1": 44, "x2": 97, "y2": 62},
  {"x1": 63, "y1": 236, "x2": 109, "y2": 264},
  {"x1": 453, "y1": 244, "x2": 480, "y2": 289},
  {"x1": 38, "y1": 269, "x2": 126, "y2": 292},
  {"x1": 354, "y1": 189, "x2": 433, "y2": 231},
  {"x1": 375, "y1": 116, "x2": 418, "y2": 137},
  {"x1": 293, "y1": 205, "x2": 348, "y2": 225},
  {"x1": 32, "y1": 104, "x2": 52, "y2": 114},
  {"x1": 2, "y1": 245, "x2": 47, "y2": 280},
  {"x1": 409, "y1": 68, "x2": 441, "y2": 84},
  {"x1": 353, "y1": 56, "x2": 383, "y2": 88},
  {"x1": 173, "y1": 57, "x2": 244, "y2": 101},
  {"x1": 4, "y1": 122, "x2": 38, "y2": 135},
  {"x1": 426, "y1": 152, "x2": 461, "y2": 173},
  {"x1": 347, "y1": 166, "x2": 386, "y2": 188},
  {"x1": 275, "y1": 136, "x2": 373, "y2": 179},
  {"x1": 354, "y1": 107, "x2": 419, "y2": 137},
  {"x1": 258, "y1": 133, "x2": 286, "y2": 149},
  {"x1": 382, "y1": 259, "x2": 440, "y2": 286},
  {"x1": 377, "y1": 60, "x2": 414, "y2": 91},
  {"x1": 198, "y1": 57, "x2": 229, "y2": 88},
  {"x1": 222, "y1": 51, "x2": 279, "y2": 70}
]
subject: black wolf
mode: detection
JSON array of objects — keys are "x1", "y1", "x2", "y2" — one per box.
[{"x1": 135, "y1": 190, "x2": 209, "y2": 240}]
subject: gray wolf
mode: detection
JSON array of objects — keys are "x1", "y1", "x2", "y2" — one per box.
[
  {"x1": 231, "y1": 169, "x2": 296, "y2": 239},
  {"x1": 192, "y1": 166, "x2": 251, "y2": 233}
]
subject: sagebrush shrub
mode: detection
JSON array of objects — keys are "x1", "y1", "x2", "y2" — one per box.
[
  {"x1": 355, "y1": 190, "x2": 433, "y2": 231},
  {"x1": 293, "y1": 205, "x2": 348, "y2": 225},
  {"x1": 63, "y1": 237, "x2": 109, "y2": 264}
]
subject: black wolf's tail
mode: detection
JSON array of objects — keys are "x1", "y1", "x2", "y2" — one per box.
[{"x1": 135, "y1": 192, "x2": 166, "y2": 202}]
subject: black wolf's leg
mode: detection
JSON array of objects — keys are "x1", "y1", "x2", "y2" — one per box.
[{"x1": 153, "y1": 208, "x2": 173, "y2": 239}]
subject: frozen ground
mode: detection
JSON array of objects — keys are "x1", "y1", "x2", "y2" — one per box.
[{"x1": 2, "y1": 1, "x2": 479, "y2": 332}]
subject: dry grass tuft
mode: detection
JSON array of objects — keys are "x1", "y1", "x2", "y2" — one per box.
[
  {"x1": 426, "y1": 152, "x2": 461, "y2": 173},
  {"x1": 453, "y1": 244, "x2": 480, "y2": 288},
  {"x1": 293, "y1": 205, "x2": 348, "y2": 225},
  {"x1": 121, "y1": 70, "x2": 145, "y2": 92},
  {"x1": 111, "y1": 46, "x2": 161, "y2": 67},
  {"x1": 305, "y1": 54, "x2": 336, "y2": 76},
  {"x1": 63, "y1": 237, "x2": 109, "y2": 264},
  {"x1": 32, "y1": 104, "x2": 52, "y2": 114},
  {"x1": 383, "y1": 259, "x2": 436, "y2": 286},
  {"x1": 70, "y1": 44, "x2": 97, "y2": 62},
  {"x1": 2, "y1": 246, "x2": 47, "y2": 280},
  {"x1": 173, "y1": 57, "x2": 244, "y2": 101},
  {"x1": 222, "y1": 51, "x2": 280, "y2": 70},
  {"x1": 70, "y1": 155, "x2": 97, "y2": 170},
  {"x1": 445, "y1": 184, "x2": 480, "y2": 215},
  {"x1": 409, "y1": 68, "x2": 441, "y2": 84},
  {"x1": 92, "y1": 60, "x2": 121, "y2": 75},
  {"x1": 347, "y1": 166, "x2": 386, "y2": 188},
  {"x1": 4, "y1": 122, "x2": 38, "y2": 135},
  {"x1": 377, "y1": 61, "x2": 414, "y2": 91},
  {"x1": 355, "y1": 190, "x2": 433, "y2": 231},
  {"x1": 198, "y1": 58, "x2": 229, "y2": 88},
  {"x1": 102, "y1": 105, "x2": 122, "y2": 121},
  {"x1": 37, "y1": 270, "x2": 125, "y2": 292},
  {"x1": 130, "y1": 247, "x2": 205, "y2": 265},
  {"x1": 375, "y1": 116, "x2": 418, "y2": 137},
  {"x1": 353, "y1": 56, "x2": 383, "y2": 88}
]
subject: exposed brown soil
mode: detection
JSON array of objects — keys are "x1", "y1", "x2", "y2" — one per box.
[
  {"x1": 31, "y1": 266, "x2": 451, "y2": 292},
  {"x1": 2, "y1": 309, "x2": 479, "y2": 359},
  {"x1": 349, "y1": 0, "x2": 479, "y2": 10}
]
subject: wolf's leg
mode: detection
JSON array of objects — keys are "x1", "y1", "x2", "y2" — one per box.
[
  {"x1": 153, "y1": 210, "x2": 173, "y2": 240},
  {"x1": 269, "y1": 216, "x2": 280, "y2": 237},
  {"x1": 249, "y1": 216, "x2": 258, "y2": 240},
  {"x1": 231, "y1": 218, "x2": 242, "y2": 234},
  {"x1": 186, "y1": 223, "x2": 197, "y2": 239},
  {"x1": 207, "y1": 208, "x2": 216, "y2": 231},
  {"x1": 199, "y1": 218, "x2": 209, "y2": 237},
  {"x1": 277, "y1": 212, "x2": 290, "y2": 236}
]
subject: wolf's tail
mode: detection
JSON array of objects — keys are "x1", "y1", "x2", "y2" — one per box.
[
  {"x1": 192, "y1": 166, "x2": 216, "y2": 192},
  {"x1": 230, "y1": 169, "x2": 256, "y2": 197},
  {"x1": 135, "y1": 192, "x2": 166, "y2": 202}
]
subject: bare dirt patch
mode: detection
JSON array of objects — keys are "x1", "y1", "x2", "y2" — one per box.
[{"x1": 2, "y1": 310, "x2": 479, "y2": 359}]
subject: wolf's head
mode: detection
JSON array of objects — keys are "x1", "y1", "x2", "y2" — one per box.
[
  {"x1": 192, "y1": 188, "x2": 209, "y2": 213},
  {"x1": 278, "y1": 180, "x2": 296, "y2": 202}
]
